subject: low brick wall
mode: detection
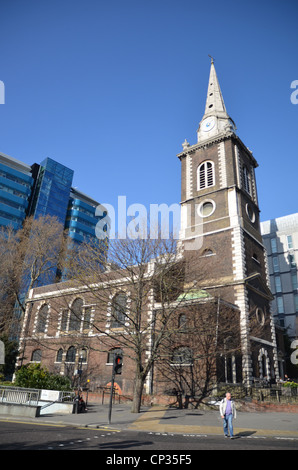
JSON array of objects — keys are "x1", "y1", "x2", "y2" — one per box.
[
  {"x1": 83, "y1": 390, "x2": 298, "y2": 412},
  {"x1": 239, "y1": 399, "x2": 298, "y2": 413}
]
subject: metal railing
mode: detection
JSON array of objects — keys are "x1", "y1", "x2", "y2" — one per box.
[{"x1": 0, "y1": 386, "x2": 75, "y2": 407}]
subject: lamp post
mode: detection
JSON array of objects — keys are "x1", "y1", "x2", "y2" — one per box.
[{"x1": 76, "y1": 354, "x2": 84, "y2": 414}]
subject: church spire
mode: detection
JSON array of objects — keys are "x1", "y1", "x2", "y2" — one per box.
[{"x1": 197, "y1": 58, "x2": 236, "y2": 143}]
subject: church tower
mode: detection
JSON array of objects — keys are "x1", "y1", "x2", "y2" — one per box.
[{"x1": 178, "y1": 58, "x2": 279, "y2": 385}]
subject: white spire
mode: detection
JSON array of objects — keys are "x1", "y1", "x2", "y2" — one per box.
[{"x1": 197, "y1": 58, "x2": 236, "y2": 143}]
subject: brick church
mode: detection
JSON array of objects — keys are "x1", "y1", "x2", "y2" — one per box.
[{"x1": 16, "y1": 59, "x2": 281, "y2": 398}]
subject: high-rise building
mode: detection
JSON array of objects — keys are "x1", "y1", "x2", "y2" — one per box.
[
  {"x1": 29, "y1": 157, "x2": 74, "y2": 225},
  {"x1": 0, "y1": 152, "x2": 34, "y2": 229},
  {"x1": 261, "y1": 213, "x2": 298, "y2": 339},
  {"x1": 0, "y1": 151, "x2": 104, "y2": 285},
  {"x1": 66, "y1": 187, "x2": 101, "y2": 245}
]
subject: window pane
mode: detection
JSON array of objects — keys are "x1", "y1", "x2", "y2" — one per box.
[
  {"x1": 275, "y1": 276, "x2": 282, "y2": 292},
  {"x1": 198, "y1": 161, "x2": 214, "y2": 190},
  {"x1": 66, "y1": 346, "x2": 76, "y2": 362},
  {"x1": 36, "y1": 304, "x2": 48, "y2": 333},
  {"x1": 272, "y1": 257, "x2": 279, "y2": 273},
  {"x1": 277, "y1": 297, "x2": 284, "y2": 313},
  {"x1": 287, "y1": 235, "x2": 293, "y2": 249},
  {"x1": 271, "y1": 238, "x2": 277, "y2": 254}
]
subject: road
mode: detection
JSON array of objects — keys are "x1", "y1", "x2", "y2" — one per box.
[{"x1": 0, "y1": 420, "x2": 297, "y2": 453}]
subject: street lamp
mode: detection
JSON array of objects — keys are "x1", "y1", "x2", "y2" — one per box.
[{"x1": 76, "y1": 354, "x2": 84, "y2": 414}]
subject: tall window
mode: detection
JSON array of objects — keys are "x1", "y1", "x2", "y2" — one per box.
[
  {"x1": 69, "y1": 298, "x2": 83, "y2": 332},
  {"x1": 56, "y1": 348, "x2": 63, "y2": 362},
  {"x1": 272, "y1": 257, "x2": 279, "y2": 273},
  {"x1": 287, "y1": 235, "x2": 293, "y2": 250},
  {"x1": 111, "y1": 293, "x2": 127, "y2": 328},
  {"x1": 270, "y1": 237, "x2": 277, "y2": 254},
  {"x1": 277, "y1": 297, "x2": 284, "y2": 314},
  {"x1": 275, "y1": 276, "x2": 282, "y2": 293},
  {"x1": 66, "y1": 346, "x2": 76, "y2": 363},
  {"x1": 36, "y1": 304, "x2": 48, "y2": 333},
  {"x1": 198, "y1": 161, "x2": 215, "y2": 190},
  {"x1": 243, "y1": 165, "x2": 251, "y2": 195}
]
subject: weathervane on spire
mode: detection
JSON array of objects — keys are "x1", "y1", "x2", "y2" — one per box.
[{"x1": 208, "y1": 54, "x2": 214, "y2": 64}]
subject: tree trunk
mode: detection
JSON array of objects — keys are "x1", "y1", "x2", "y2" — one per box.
[{"x1": 131, "y1": 375, "x2": 145, "y2": 413}]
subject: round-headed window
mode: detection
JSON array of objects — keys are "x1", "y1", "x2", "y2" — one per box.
[
  {"x1": 256, "y1": 307, "x2": 265, "y2": 326},
  {"x1": 198, "y1": 200, "x2": 216, "y2": 218},
  {"x1": 246, "y1": 203, "x2": 255, "y2": 223}
]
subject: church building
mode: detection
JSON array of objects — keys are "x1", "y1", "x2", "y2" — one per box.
[
  {"x1": 16, "y1": 59, "x2": 280, "y2": 397},
  {"x1": 178, "y1": 58, "x2": 279, "y2": 385}
]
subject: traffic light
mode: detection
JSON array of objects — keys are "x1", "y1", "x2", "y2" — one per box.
[{"x1": 114, "y1": 354, "x2": 123, "y2": 375}]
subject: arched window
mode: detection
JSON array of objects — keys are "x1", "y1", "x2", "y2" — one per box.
[
  {"x1": 36, "y1": 304, "x2": 48, "y2": 333},
  {"x1": 243, "y1": 166, "x2": 251, "y2": 195},
  {"x1": 69, "y1": 298, "x2": 83, "y2": 332},
  {"x1": 66, "y1": 346, "x2": 76, "y2": 363},
  {"x1": 111, "y1": 293, "x2": 127, "y2": 328},
  {"x1": 56, "y1": 348, "x2": 63, "y2": 362},
  {"x1": 198, "y1": 161, "x2": 215, "y2": 190},
  {"x1": 80, "y1": 348, "x2": 88, "y2": 363},
  {"x1": 202, "y1": 248, "x2": 214, "y2": 256},
  {"x1": 31, "y1": 349, "x2": 42, "y2": 362},
  {"x1": 107, "y1": 347, "x2": 123, "y2": 364},
  {"x1": 172, "y1": 346, "x2": 193, "y2": 365}
]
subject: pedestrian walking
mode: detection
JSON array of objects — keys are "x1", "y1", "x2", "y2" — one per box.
[{"x1": 219, "y1": 392, "x2": 236, "y2": 439}]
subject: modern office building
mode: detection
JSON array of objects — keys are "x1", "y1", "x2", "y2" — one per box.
[
  {"x1": 66, "y1": 187, "x2": 102, "y2": 245},
  {"x1": 0, "y1": 152, "x2": 34, "y2": 229},
  {"x1": 0, "y1": 151, "x2": 105, "y2": 284},
  {"x1": 29, "y1": 157, "x2": 74, "y2": 225},
  {"x1": 261, "y1": 213, "x2": 298, "y2": 339}
]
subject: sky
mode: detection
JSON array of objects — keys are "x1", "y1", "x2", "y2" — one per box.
[{"x1": 0, "y1": 0, "x2": 297, "y2": 226}]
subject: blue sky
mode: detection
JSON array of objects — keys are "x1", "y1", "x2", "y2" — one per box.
[{"x1": 0, "y1": 0, "x2": 297, "y2": 224}]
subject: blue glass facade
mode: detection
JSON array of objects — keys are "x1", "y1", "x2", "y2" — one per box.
[
  {"x1": 0, "y1": 154, "x2": 33, "y2": 229},
  {"x1": 0, "y1": 151, "x2": 105, "y2": 283},
  {"x1": 29, "y1": 157, "x2": 74, "y2": 224},
  {"x1": 66, "y1": 189, "x2": 99, "y2": 244}
]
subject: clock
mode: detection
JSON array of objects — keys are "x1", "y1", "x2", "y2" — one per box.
[{"x1": 201, "y1": 117, "x2": 215, "y2": 132}]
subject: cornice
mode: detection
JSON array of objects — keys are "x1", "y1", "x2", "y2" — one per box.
[
  {"x1": 177, "y1": 131, "x2": 234, "y2": 159},
  {"x1": 177, "y1": 132, "x2": 258, "y2": 168}
]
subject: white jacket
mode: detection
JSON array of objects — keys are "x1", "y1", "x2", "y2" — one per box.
[{"x1": 219, "y1": 398, "x2": 236, "y2": 418}]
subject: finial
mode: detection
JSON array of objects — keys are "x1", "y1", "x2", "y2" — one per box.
[{"x1": 208, "y1": 54, "x2": 214, "y2": 64}]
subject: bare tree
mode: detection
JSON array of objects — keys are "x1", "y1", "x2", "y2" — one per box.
[
  {"x1": 0, "y1": 215, "x2": 67, "y2": 336},
  {"x1": 155, "y1": 298, "x2": 241, "y2": 407},
  {"x1": 64, "y1": 233, "x2": 209, "y2": 413}
]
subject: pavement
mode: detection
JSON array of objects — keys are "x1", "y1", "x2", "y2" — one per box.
[{"x1": 1, "y1": 402, "x2": 298, "y2": 440}]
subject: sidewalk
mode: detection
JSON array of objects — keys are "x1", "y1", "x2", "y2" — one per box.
[{"x1": 1, "y1": 403, "x2": 298, "y2": 439}]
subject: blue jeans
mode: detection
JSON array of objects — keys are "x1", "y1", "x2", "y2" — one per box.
[{"x1": 223, "y1": 414, "x2": 233, "y2": 437}]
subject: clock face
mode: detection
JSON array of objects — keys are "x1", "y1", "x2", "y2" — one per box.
[{"x1": 201, "y1": 117, "x2": 215, "y2": 132}]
